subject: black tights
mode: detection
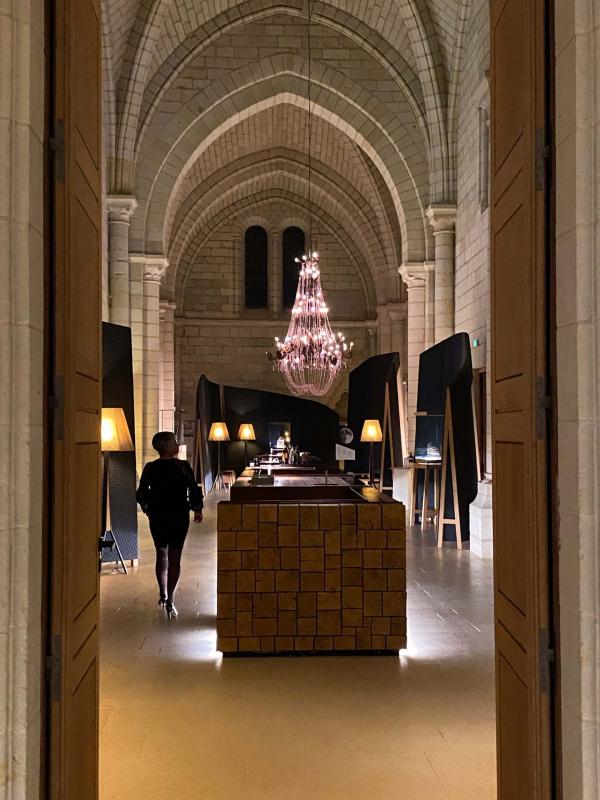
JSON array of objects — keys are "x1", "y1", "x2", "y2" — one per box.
[{"x1": 155, "y1": 546, "x2": 183, "y2": 603}]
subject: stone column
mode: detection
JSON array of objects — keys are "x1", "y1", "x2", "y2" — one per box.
[
  {"x1": 106, "y1": 196, "x2": 137, "y2": 327},
  {"x1": 142, "y1": 257, "x2": 168, "y2": 466},
  {"x1": 424, "y1": 261, "x2": 436, "y2": 349},
  {"x1": 399, "y1": 264, "x2": 426, "y2": 454},
  {"x1": 159, "y1": 300, "x2": 176, "y2": 432},
  {"x1": 269, "y1": 230, "x2": 281, "y2": 314},
  {"x1": 426, "y1": 205, "x2": 457, "y2": 343}
]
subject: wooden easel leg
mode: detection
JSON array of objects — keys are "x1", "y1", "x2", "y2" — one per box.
[
  {"x1": 421, "y1": 465, "x2": 429, "y2": 531},
  {"x1": 437, "y1": 456, "x2": 447, "y2": 548},
  {"x1": 449, "y1": 430, "x2": 462, "y2": 549},
  {"x1": 410, "y1": 467, "x2": 419, "y2": 527}
]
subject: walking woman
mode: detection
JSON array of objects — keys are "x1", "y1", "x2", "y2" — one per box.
[{"x1": 136, "y1": 431, "x2": 204, "y2": 618}]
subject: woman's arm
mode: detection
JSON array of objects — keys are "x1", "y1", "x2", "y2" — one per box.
[
  {"x1": 184, "y1": 462, "x2": 204, "y2": 513},
  {"x1": 136, "y1": 464, "x2": 151, "y2": 513}
]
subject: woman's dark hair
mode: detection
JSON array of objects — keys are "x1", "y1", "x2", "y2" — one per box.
[{"x1": 152, "y1": 431, "x2": 178, "y2": 456}]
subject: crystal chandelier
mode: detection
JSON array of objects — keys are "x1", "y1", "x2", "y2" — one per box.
[
  {"x1": 267, "y1": 252, "x2": 353, "y2": 396},
  {"x1": 267, "y1": 1, "x2": 353, "y2": 396}
]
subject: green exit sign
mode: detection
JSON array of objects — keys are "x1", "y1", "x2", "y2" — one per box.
[{"x1": 473, "y1": 338, "x2": 480, "y2": 348}]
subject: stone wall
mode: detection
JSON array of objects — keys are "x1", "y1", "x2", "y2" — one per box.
[
  {"x1": 216, "y1": 501, "x2": 407, "y2": 654},
  {"x1": 175, "y1": 318, "x2": 374, "y2": 428},
  {"x1": 0, "y1": 2, "x2": 45, "y2": 796},
  {"x1": 454, "y1": 0, "x2": 491, "y2": 475},
  {"x1": 175, "y1": 210, "x2": 376, "y2": 425},
  {"x1": 555, "y1": 2, "x2": 600, "y2": 796}
]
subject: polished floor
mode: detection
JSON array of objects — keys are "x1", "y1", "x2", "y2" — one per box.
[{"x1": 99, "y1": 496, "x2": 496, "y2": 800}]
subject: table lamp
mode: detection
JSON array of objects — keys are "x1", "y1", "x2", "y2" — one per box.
[
  {"x1": 101, "y1": 408, "x2": 134, "y2": 573},
  {"x1": 360, "y1": 419, "x2": 383, "y2": 487},
  {"x1": 238, "y1": 423, "x2": 256, "y2": 467},
  {"x1": 208, "y1": 421, "x2": 230, "y2": 491}
]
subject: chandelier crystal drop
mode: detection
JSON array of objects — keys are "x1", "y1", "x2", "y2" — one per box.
[{"x1": 267, "y1": 252, "x2": 353, "y2": 396}]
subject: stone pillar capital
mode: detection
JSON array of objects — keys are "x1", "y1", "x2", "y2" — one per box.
[
  {"x1": 399, "y1": 262, "x2": 426, "y2": 289},
  {"x1": 426, "y1": 204, "x2": 457, "y2": 233},
  {"x1": 107, "y1": 195, "x2": 137, "y2": 222},
  {"x1": 159, "y1": 299, "x2": 176, "y2": 320},
  {"x1": 376, "y1": 301, "x2": 407, "y2": 323},
  {"x1": 130, "y1": 254, "x2": 169, "y2": 283}
]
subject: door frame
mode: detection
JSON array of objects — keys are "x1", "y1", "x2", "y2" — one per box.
[{"x1": 39, "y1": 1, "x2": 563, "y2": 798}]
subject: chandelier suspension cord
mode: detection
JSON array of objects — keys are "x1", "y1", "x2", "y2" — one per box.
[{"x1": 307, "y1": 0, "x2": 313, "y2": 250}]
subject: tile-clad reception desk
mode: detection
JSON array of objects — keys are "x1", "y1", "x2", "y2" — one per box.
[{"x1": 216, "y1": 493, "x2": 406, "y2": 655}]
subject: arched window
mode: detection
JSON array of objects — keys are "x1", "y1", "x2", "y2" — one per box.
[
  {"x1": 282, "y1": 226, "x2": 306, "y2": 308},
  {"x1": 244, "y1": 226, "x2": 268, "y2": 308}
]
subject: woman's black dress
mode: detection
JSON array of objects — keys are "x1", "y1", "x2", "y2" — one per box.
[{"x1": 136, "y1": 459, "x2": 204, "y2": 549}]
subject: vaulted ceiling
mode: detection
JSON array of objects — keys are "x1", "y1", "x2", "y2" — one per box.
[{"x1": 102, "y1": 0, "x2": 474, "y2": 306}]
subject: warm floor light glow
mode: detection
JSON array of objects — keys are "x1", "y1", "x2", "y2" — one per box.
[
  {"x1": 101, "y1": 407, "x2": 134, "y2": 452},
  {"x1": 267, "y1": 252, "x2": 353, "y2": 396},
  {"x1": 208, "y1": 422, "x2": 230, "y2": 442},
  {"x1": 238, "y1": 423, "x2": 256, "y2": 441},
  {"x1": 360, "y1": 419, "x2": 383, "y2": 443}
]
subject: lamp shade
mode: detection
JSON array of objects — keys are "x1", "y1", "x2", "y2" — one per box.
[
  {"x1": 238, "y1": 423, "x2": 256, "y2": 441},
  {"x1": 101, "y1": 408, "x2": 134, "y2": 452},
  {"x1": 360, "y1": 419, "x2": 383, "y2": 443},
  {"x1": 208, "y1": 421, "x2": 230, "y2": 442}
]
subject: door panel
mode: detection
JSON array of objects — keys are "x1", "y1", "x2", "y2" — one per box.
[
  {"x1": 490, "y1": 1, "x2": 553, "y2": 798},
  {"x1": 50, "y1": 0, "x2": 102, "y2": 798}
]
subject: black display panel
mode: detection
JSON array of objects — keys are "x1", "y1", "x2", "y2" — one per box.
[
  {"x1": 416, "y1": 333, "x2": 478, "y2": 541},
  {"x1": 346, "y1": 353, "x2": 403, "y2": 482},
  {"x1": 102, "y1": 322, "x2": 138, "y2": 561},
  {"x1": 195, "y1": 376, "x2": 340, "y2": 483}
]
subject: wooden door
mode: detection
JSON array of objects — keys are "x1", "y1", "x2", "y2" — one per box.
[
  {"x1": 49, "y1": 0, "x2": 102, "y2": 797},
  {"x1": 490, "y1": 1, "x2": 555, "y2": 798}
]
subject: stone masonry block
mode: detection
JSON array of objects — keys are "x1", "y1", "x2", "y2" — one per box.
[
  {"x1": 340, "y1": 505, "x2": 356, "y2": 525},
  {"x1": 277, "y1": 592, "x2": 297, "y2": 611},
  {"x1": 324, "y1": 530, "x2": 341, "y2": 554},
  {"x1": 278, "y1": 525, "x2": 299, "y2": 547},
  {"x1": 258, "y1": 522, "x2": 278, "y2": 547},
  {"x1": 319, "y1": 504, "x2": 340, "y2": 529},
  {"x1": 279, "y1": 504, "x2": 299, "y2": 525},
  {"x1": 236, "y1": 571, "x2": 256, "y2": 593},
  {"x1": 300, "y1": 529, "x2": 324, "y2": 547},
  {"x1": 237, "y1": 530, "x2": 258, "y2": 550},
  {"x1": 383, "y1": 591, "x2": 406, "y2": 617},
  {"x1": 363, "y1": 549, "x2": 382, "y2": 568},
  {"x1": 317, "y1": 610, "x2": 341, "y2": 635},
  {"x1": 242, "y1": 504, "x2": 258, "y2": 530},
  {"x1": 364, "y1": 569, "x2": 387, "y2": 591},
  {"x1": 298, "y1": 592, "x2": 317, "y2": 617},
  {"x1": 218, "y1": 503, "x2": 241, "y2": 531},
  {"x1": 253, "y1": 593, "x2": 277, "y2": 618},
  {"x1": 217, "y1": 593, "x2": 235, "y2": 618},
  {"x1": 218, "y1": 531, "x2": 236, "y2": 550},
  {"x1": 300, "y1": 505, "x2": 319, "y2": 529},
  {"x1": 259, "y1": 504, "x2": 278, "y2": 523},
  {"x1": 218, "y1": 571, "x2": 235, "y2": 593},
  {"x1": 256, "y1": 570, "x2": 275, "y2": 593},
  {"x1": 364, "y1": 591, "x2": 382, "y2": 616},
  {"x1": 281, "y1": 547, "x2": 300, "y2": 569},
  {"x1": 241, "y1": 551, "x2": 258, "y2": 569},
  {"x1": 382, "y1": 503, "x2": 405, "y2": 530},
  {"x1": 342, "y1": 586, "x2": 362, "y2": 609},
  {"x1": 365, "y1": 530, "x2": 387, "y2": 549},
  {"x1": 357, "y1": 504, "x2": 381, "y2": 530},
  {"x1": 275, "y1": 570, "x2": 299, "y2": 592}
]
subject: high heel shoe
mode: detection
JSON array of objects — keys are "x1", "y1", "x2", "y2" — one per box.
[
  {"x1": 158, "y1": 595, "x2": 167, "y2": 608},
  {"x1": 165, "y1": 600, "x2": 178, "y2": 619}
]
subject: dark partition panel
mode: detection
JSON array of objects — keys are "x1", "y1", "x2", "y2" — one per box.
[
  {"x1": 416, "y1": 333, "x2": 478, "y2": 541},
  {"x1": 195, "y1": 375, "x2": 339, "y2": 485},
  {"x1": 102, "y1": 323, "x2": 138, "y2": 561},
  {"x1": 347, "y1": 353, "x2": 403, "y2": 481},
  {"x1": 194, "y1": 375, "x2": 223, "y2": 490}
]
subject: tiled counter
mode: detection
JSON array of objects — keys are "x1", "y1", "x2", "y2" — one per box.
[{"x1": 216, "y1": 500, "x2": 406, "y2": 654}]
